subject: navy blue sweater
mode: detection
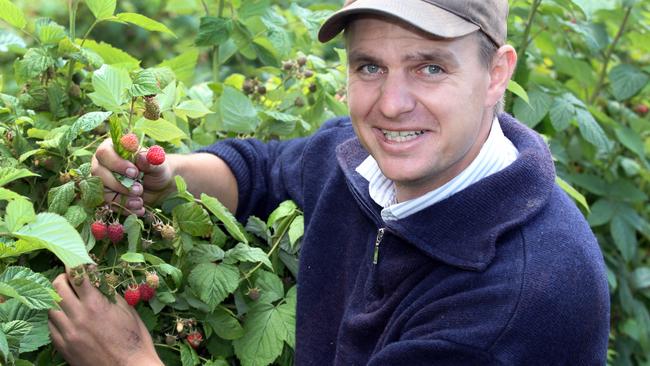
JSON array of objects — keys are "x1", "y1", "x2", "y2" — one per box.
[{"x1": 200, "y1": 113, "x2": 610, "y2": 365}]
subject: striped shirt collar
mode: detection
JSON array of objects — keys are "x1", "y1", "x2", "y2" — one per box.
[{"x1": 355, "y1": 116, "x2": 519, "y2": 221}]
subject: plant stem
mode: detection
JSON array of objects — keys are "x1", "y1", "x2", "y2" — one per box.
[
  {"x1": 516, "y1": 0, "x2": 543, "y2": 60},
  {"x1": 242, "y1": 211, "x2": 298, "y2": 280},
  {"x1": 69, "y1": 0, "x2": 78, "y2": 41},
  {"x1": 212, "y1": 0, "x2": 226, "y2": 83},
  {"x1": 588, "y1": 6, "x2": 633, "y2": 105}
]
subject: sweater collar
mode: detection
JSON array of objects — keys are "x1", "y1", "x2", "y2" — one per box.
[{"x1": 335, "y1": 113, "x2": 556, "y2": 271}]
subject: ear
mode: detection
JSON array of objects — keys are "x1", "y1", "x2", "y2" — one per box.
[{"x1": 485, "y1": 45, "x2": 517, "y2": 108}]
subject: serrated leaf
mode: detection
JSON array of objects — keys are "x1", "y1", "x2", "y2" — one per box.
[
  {"x1": 0, "y1": 168, "x2": 39, "y2": 187},
  {"x1": 611, "y1": 216, "x2": 636, "y2": 263},
  {"x1": 135, "y1": 118, "x2": 186, "y2": 142},
  {"x1": 512, "y1": 87, "x2": 552, "y2": 128},
  {"x1": 13, "y1": 213, "x2": 94, "y2": 267},
  {"x1": 88, "y1": 64, "x2": 132, "y2": 112},
  {"x1": 549, "y1": 95, "x2": 576, "y2": 131},
  {"x1": 180, "y1": 342, "x2": 199, "y2": 366},
  {"x1": 0, "y1": 327, "x2": 7, "y2": 363},
  {"x1": 587, "y1": 199, "x2": 614, "y2": 226},
  {"x1": 80, "y1": 39, "x2": 139, "y2": 67},
  {"x1": 5, "y1": 198, "x2": 35, "y2": 232},
  {"x1": 254, "y1": 270, "x2": 284, "y2": 304},
  {"x1": 196, "y1": 16, "x2": 233, "y2": 47},
  {"x1": 188, "y1": 262, "x2": 239, "y2": 311},
  {"x1": 175, "y1": 100, "x2": 213, "y2": 120},
  {"x1": 2, "y1": 279, "x2": 56, "y2": 310},
  {"x1": 155, "y1": 263, "x2": 182, "y2": 288},
  {"x1": 158, "y1": 49, "x2": 199, "y2": 85},
  {"x1": 187, "y1": 243, "x2": 225, "y2": 264},
  {"x1": 225, "y1": 243, "x2": 271, "y2": 269},
  {"x1": 15, "y1": 48, "x2": 55, "y2": 81},
  {"x1": 62, "y1": 111, "x2": 112, "y2": 149},
  {"x1": 64, "y1": 205, "x2": 87, "y2": 227},
  {"x1": 245, "y1": 216, "x2": 271, "y2": 242},
  {"x1": 2, "y1": 320, "x2": 31, "y2": 355},
  {"x1": 204, "y1": 306, "x2": 244, "y2": 340},
  {"x1": 123, "y1": 214, "x2": 143, "y2": 252},
  {"x1": 85, "y1": 0, "x2": 116, "y2": 20},
  {"x1": 615, "y1": 125, "x2": 646, "y2": 159},
  {"x1": 114, "y1": 13, "x2": 175, "y2": 37},
  {"x1": 79, "y1": 176, "x2": 105, "y2": 208},
  {"x1": 0, "y1": 188, "x2": 25, "y2": 201},
  {"x1": 220, "y1": 86, "x2": 259, "y2": 133},
  {"x1": 47, "y1": 182, "x2": 76, "y2": 215},
  {"x1": 121, "y1": 252, "x2": 145, "y2": 263},
  {"x1": 35, "y1": 19, "x2": 66, "y2": 45},
  {"x1": 129, "y1": 69, "x2": 161, "y2": 97},
  {"x1": 610, "y1": 64, "x2": 649, "y2": 101},
  {"x1": 267, "y1": 200, "x2": 297, "y2": 228},
  {"x1": 0, "y1": 0, "x2": 26, "y2": 29},
  {"x1": 575, "y1": 108, "x2": 613, "y2": 153},
  {"x1": 173, "y1": 202, "x2": 212, "y2": 237},
  {"x1": 233, "y1": 301, "x2": 295, "y2": 366},
  {"x1": 0, "y1": 298, "x2": 51, "y2": 354},
  {"x1": 201, "y1": 194, "x2": 248, "y2": 244}
]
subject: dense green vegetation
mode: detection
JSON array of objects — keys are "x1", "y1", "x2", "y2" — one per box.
[{"x1": 0, "y1": 0, "x2": 649, "y2": 364}]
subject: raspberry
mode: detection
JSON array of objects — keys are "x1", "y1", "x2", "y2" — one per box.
[
  {"x1": 90, "y1": 221, "x2": 108, "y2": 240},
  {"x1": 145, "y1": 272, "x2": 159, "y2": 289},
  {"x1": 120, "y1": 133, "x2": 139, "y2": 153},
  {"x1": 146, "y1": 145, "x2": 165, "y2": 165},
  {"x1": 186, "y1": 331, "x2": 203, "y2": 349},
  {"x1": 107, "y1": 221, "x2": 124, "y2": 243},
  {"x1": 138, "y1": 283, "x2": 156, "y2": 301},
  {"x1": 247, "y1": 287, "x2": 260, "y2": 301},
  {"x1": 143, "y1": 96, "x2": 160, "y2": 120},
  {"x1": 124, "y1": 284, "x2": 141, "y2": 306},
  {"x1": 104, "y1": 272, "x2": 119, "y2": 287},
  {"x1": 160, "y1": 224, "x2": 176, "y2": 241}
]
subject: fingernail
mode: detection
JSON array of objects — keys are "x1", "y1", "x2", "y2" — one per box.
[
  {"x1": 131, "y1": 184, "x2": 142, "y2": 195},
  {"x1": 126, "y1": 168, "x2": 137, "y2": 178}
]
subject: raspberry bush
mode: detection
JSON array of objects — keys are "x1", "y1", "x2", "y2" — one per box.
[{"x1": 1, "y1": 0, "x2": 650, "y2": 365}]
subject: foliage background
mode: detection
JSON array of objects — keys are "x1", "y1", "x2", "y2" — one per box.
[{"x1": 1, "y1": 0, "x2": 650, "y2": 364}]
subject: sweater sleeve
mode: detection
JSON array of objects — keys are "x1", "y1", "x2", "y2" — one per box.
[
  {"x1": 367, "y1": 339, "x2": 497, "y2": 366},
  {"x1": 196, "y1": 136, "x2": 309, "y2": 222}
]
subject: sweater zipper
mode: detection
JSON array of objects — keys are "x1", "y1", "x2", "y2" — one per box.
[{"x1": 372, "y1": 228, "x2": 385, "y2": 265}]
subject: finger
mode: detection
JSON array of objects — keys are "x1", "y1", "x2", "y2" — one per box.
[
  {"x1": 135, "y1": 148, "x2": 167, "y2": 175},
  {"x1": 51, "y1": 273, "x2": 81, "y2": 314},
  {"x1": 48, "y1": 309, "x2": 73, "y2": 337},
  {"x1": 65, "y1": 267, "x2": 103, "y2": 301},
  {"x1": 93, "y1": 140, "x2": 141, "y2": 194},
  {"x1": 103, "y1": 190, "x2": 145, "y2": 213}
]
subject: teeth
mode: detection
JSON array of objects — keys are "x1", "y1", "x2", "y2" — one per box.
[{"x1": 381, "y1": 129, "x2": 425, "y2": 142}]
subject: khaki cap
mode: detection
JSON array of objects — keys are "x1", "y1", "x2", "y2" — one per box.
[{"x1": 318, "y1": 0, "x2": 509, "y2": 46}]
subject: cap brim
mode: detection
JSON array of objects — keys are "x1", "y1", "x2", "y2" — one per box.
[{"x1": 318, "y1": 0, "x2": 479, "y2": 43}]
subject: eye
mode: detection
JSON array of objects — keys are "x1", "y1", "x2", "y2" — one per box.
[
  {"x1": 420, "y1": 64, "x2": 443, "y2": 75},
  {"x1": 360, "y1": 64, "x2": 382, "y2": 74}
]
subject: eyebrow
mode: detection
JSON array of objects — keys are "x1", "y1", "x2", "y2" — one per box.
[{"x1": 348, "y1": 49, "x2": 460, "y2": 68}]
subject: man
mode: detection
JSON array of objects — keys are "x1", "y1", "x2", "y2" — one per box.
[{"x1": 49, "y1": 0, "x2": 610, "y2": 364}]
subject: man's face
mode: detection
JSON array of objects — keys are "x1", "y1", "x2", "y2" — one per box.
[{"x1": 346, "y1": 17, "x2": 495, "y2": 202}]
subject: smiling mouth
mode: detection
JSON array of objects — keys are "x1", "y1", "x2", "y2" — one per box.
[{"x1": 381, "y1": 129, "x2": 426, "y2": 143}]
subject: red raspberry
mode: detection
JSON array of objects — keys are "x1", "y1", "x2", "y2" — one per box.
[
  {"x1": 120, "y1": 133, "x2": 139, "y2": 153},
  {"x1": 124, "y1": 284, "x2": 141, "y2": 306},
  {"x1": 90, "y1": 221, "x2": 108, "y2": 240},
  {"x1": 146, "y1": 145, "x2": 165, "y2": 165},
  {"x1": 186, "y1": 331, "x2": 203, "y2": 349},
  {"x1": 138, "y1": 283, "x2": 156, "y2": 301},
  {"x1": 145, "y1": 272, "x2": 159, "y2": 289},
  {"x1": 107, "y1": 222, "x2": 124, "y2": 243}
]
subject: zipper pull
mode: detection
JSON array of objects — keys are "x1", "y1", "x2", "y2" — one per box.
[{"x1": 373, "y1": 228, "x2": 385, "y2": 265}]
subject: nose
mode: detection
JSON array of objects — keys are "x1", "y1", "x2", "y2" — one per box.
[{"x1": 376, "y1": 71, "x2": 416, "y2": 119}]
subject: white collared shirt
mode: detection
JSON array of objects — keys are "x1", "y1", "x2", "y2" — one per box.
[{"x1": 355, "y1": 117, "x2": 519, "y2": 221}]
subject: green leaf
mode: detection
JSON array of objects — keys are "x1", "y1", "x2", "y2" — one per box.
[
  {"x1": 2, "y1": 320, "x2": 31, "y2": 355},
  {"x1": 188, "y1": 262, "x2": 240, "y2": 311},
  {"x1": 219, "y1": 86, "x2": 259, "y2": 133},
  {"x1": 88, "y1": 64, "x2": 132, "y2": 112},
  {"x1": 15, "y1": 48, "x2": 55, "y2": 81},
  {"x1": 575, "y1": 108, "x2": 613, "y2": 153},
  {"x1": 0, "y1": 298, "x2": 51, "y2": 354},
  {"x1": 62, "y1": 111, "x2": 112, "y2": 148},
  {"x1": 121, "y1": 252, "x2": 145, "y2": 263},
  {"x1": 0, "y1": 168, "x2": 38, "y2": 187},
  {"x1": 204, "y1": 306, "x2": 244, "y2": 340},
  {"x1": 0, "y1": 267, "x2": 60, "y2": 310},
  {"x1": 64, "y1": 205, "x2": 87, "y2": 228},
  {"x1": 123, "y1": 214, "x2": 143, "y2": 252},
  {"x1": 35, "y1": 19, "x2": 66, "y2": 45},
  {"x1": 267, "y1": 200, "x2": 297, "y2": 228},
  {"x1": 507, "y1": 80, "x2": 529, "y2": 105},
  {"x1": 224, "y1": 243, "x2": 272, "y2": 270},
  {"x1": 187, "y1": 243, "x2": 225, "y2": 264},
  {"x1": 201, "y1": 194, "x2": 248, "y2": 244},
  {"x1": 79, "y1": 176, "x2": 105, "y2": 208},
  {"x1": 0, "y1": 0, "x2": 27, "y2": 29},
  {"x1": 615, "y1": 125, "x2": 646, "y2": 159},
  {"x1": 129, "y1": 69, "x2": 161, "y2": 98},
  {"x1": 13, "y1": 213, "x2": 94, "y2": 267},
  {"x1": 611, "y1": 216, "x2": 636, "y2": 263},
  {"x1": 195, "y1": 16, "x2": 233, "y2": 47},
  {"x1": 80, "y1": 39, "x2": 140, "y2": 67},
  {"x1": 5, "y1": 198, "x2": 35, "y2": 232},
  {"x1": 233, "y1": 301, "x2": 295, "y2": 366},
  {"x1": 512, "y1": 87, "x2": 553, "y2": 128},
  {"x1": 85, "y1": 0, "x2": 116, "y2": 20},
  {"x1": 288, "y1": 215, "x2": 304, "y2": 248},
  {"x1": 172, "y1": 202, "x2": 212, "y2": 237},
  {"x1": 633, "y1": 267, "x2": 650, "y2": 290},
  {"x1": 0, "y1": 327, "x2": 7, "y2": 364},
  {"x1": 114, "y1": 13, "x2": 175, "y2": 37},
  {"x1": 0, "y1": 188, "x2": 25, "y2": 201},
  {"x1": 549, "y1": 95, "x2": 576, "y2": 131},
  {"x1": 155, "y1": 263, "x2": 182, "y2": 288},
  {"x1": 135, "y1": 118, "x2": 187, "y2": 142},
  {"x1": 609, "y1": 64, "x2": 649, "y2": 101},
  {"x1": 180, "y1": 342, "x2": 199, "y2": 366},
  {"x1": 254, "y1": 270, "x2": 284, "y2": 304},
  {"x1": 175, "y1": 100, "x2": 213, "y2": 120},
  {"x1": 47, "y1": 182, "x2": 76, "y2": 215},
  {"x1": 158, "y1": 49, "x2": 199, "y2": 85},
  {"x1": 587, "y1": 199, "x2": 614, "y2": 226},
  {"x1": 555, "y1": 177, "x2": 589, "y2": 213},
  {"x1": 0, "y1": 30, "x2": 26, "y2": 52}
]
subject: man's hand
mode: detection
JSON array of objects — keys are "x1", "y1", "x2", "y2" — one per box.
[
  {"x1": 91, "y1": 139, "x2": 174, "y2": 215},
  {"x1": 48, "y1": 271, "x2": 163, "y2": 366}
]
